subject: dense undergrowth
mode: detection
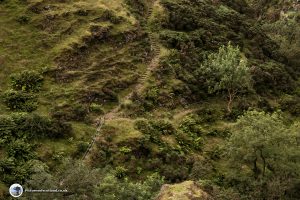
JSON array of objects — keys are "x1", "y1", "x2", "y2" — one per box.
[{"x1": 0, "y1": 0, "x2": 299, "y2": 199}]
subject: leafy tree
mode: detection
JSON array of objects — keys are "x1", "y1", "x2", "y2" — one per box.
[
  {"x1": 23, "y1": 161, "x2": 60, "y2": 200},
  {"x1": 198, "y1": 43, "x2": 252, "y2": 112},
  {"x1": 224, "y1": 110, "x2": 300, "y2": 199},
  {"x1": 57, "y1": 160, "x2": 102, "y2": 200}
]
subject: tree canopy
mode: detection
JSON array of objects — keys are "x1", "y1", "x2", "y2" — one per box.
[
  {"x1": 199, "y1": 43, "x2": 252, "y2": 112},
  {"x1": 224, "y1": 110, "x2": 300, "y2": 199}
]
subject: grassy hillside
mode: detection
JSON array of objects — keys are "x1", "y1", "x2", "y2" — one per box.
[{"x1": 0, "y1": 0, "x2": 299, "y2": 199}]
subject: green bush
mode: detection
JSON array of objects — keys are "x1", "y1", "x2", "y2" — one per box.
[
  {"x1": 89, "y1": 103, "x2": 104, "y2": 114},
  {"x1": 17, "y1": 113, "x2": 52, "y2": 139},
  {"x1": 125, "y1": 0, "x2": 148, "y2": 18},
  {"x1": 196, "y1": 107, "x2": 224, "y2": 123},
  {"x1": 150, "y1": 120, "x2": 175, "y2": 135},
  {"x1": 0, "y1": 115, "x2": 16, "y2": 144},
  {"x1": 119, "y1": 146, "x2": 132, "y2": 154},
  {"x1": 71, "y1": 104, "x2": 88, "y2": 121},
  {"x1": 2, "y1": 90, "x2": 37, "y2": 112},
  {"x1": 101, "y1": 10, "x2": 123, "y2": 24},
  {"x1": 20, "y1": 114, "x2": 72, "y2": 139},
  {"x1": 0, "y1": 157, "x2": 34, "y2": 185},
  {"x1": 76, "y1": 141, "x2": 89, "y2": 155},
  {"x1": 16, "y1": 15, "x2": 30, "y2": 24},
  {"x1": 7, "y1": 139, "x2": 36, "y2": 162},
  {"x1": 135, "y1": 119, "x2": 152, "y2": 133},
  {"x1": 115, "y1": 166, "x2": 128, "y2": 179},
  {"x1": 48, "y1": 119, "x2": 72, "y2": 138},
  {"x1": 279, "y1": 94, "x2": 300, "y2": 116},
  {"x1": 134, "y1": 119, "x2": 175, "y2": 144},
  {"x1": 10, "y1": 70, "x2": 43, "y2": 92},
  {"x1": 179, "y1": 115, "x2": 203, "y2": 138},
  {"x1": 94, "y1": 172, "x2": 164, "y2": 200},
  {"x1": 174, "y1": 130, "x2": 201, "y2": 151},
  {"x1": 251, "y1": 61, "x2": 295, "y2": 94},
  {"x1": 0, "y1": 113, "x2": 73, "y2": 141},
  {"x1": 207, "y1": 129, "x2": 230, "y2": 138},
  {"x1": 51, "y1": 103, "x2": 88, "y2": 121}
]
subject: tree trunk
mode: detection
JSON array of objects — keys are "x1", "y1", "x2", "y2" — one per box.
[
  {"x1": 253, "y1": 156, "x2": 259, "y2": 179},
  {"x1": 227, "y1": 89, "x2": 236, "y2": 113},
  {"x1": 260, "y1": 149, "x2": 266, "y2": 177}
]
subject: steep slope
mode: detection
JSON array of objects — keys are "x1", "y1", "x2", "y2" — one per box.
[{"x1": 0, "y1": 0, "x2": 299, "y2": 199}]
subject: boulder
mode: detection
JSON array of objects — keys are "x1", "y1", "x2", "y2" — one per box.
[{"x1": 155, "y1": 181, "x2": 212, "y2": 200}]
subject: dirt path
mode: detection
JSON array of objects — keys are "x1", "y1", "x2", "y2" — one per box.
[
  {"x1": 101, "y1": 1, "x2": 160, "y2": 120},
  {"x1": 83, "y1": 0, "x2": 160, "y2": 160}
]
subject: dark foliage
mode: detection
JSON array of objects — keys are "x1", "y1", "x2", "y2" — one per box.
[
  {"x1": 125, "y1": 0, "x2": 148, "y2": 18},
  {"x1": 0, "y1": 113, "x2": 72, "y2": 142},
  {"x1": 2, "y1": 90, "x2": 37, "y2": 112},
  {"x1": 158, "y1": 0, "x2": 296, "y2": 101},
  {"x1": 10, "y1": 70, "x2": 43, "y2": 92}
]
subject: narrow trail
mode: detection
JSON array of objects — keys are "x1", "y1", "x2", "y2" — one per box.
[
  {"x1": 101, "y1": 1, "x2": 160, "y2": 121},
  {"x1": 82, "y1": 1, "x2": 160, "y2": 160}
]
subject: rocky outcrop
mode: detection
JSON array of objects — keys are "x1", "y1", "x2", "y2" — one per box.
[{"x1": 155, "y1": 181, "x2": 212, "y2": 200}]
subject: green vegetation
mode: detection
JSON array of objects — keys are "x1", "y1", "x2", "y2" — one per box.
[
  {"x1": 198, "y1": 43, "x2": 252, "y2": 112},
  {"x1": 223, "y1": 110, "x2": 300, "y2": 199},
  {"x1": 0, "y1": 0, "x2": 299, "y2": 199},
  {"x1": 94, "y1": 173, "x2": 163, "y2": 200},
  {"x1": 22, "y1": 160, "x2": 163, "y2": 200},
  {"x1": 10, "y1": 70, "x2": 43, "y2": 92},
  {"x1": 2, "y1": 90, "x2": 37, "y2": 112}
]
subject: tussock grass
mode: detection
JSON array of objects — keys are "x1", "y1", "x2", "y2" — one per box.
[{"x1": 105, "y1": 118, "x2": 142, "y2": 143}]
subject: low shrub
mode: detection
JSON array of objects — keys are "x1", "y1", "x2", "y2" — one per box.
[
  {"x1": 134, "y1": 119, "x2": 175, "y2": 144},
  {"x1": 257, "y1": 98, "x2": 275, "y2": 112},
  {"x1": 49, "y1": 119, "x2": 72, "y2": 138},
  {"x1": 279, "y1": 94, "x2": 300, "y2": 116},
  {"x1": 196, "y1": 107, "x2": 224, "y2": 123},
  {"x1": 7, "y1": 139, "x2": 36, "y2": 162},
  {"x1": 125, "y1": 0, "x2": 148, "y2": 18},
  {"x1": 150, "y1": 120, "x2": 175, "y2": 135},
  {"x1": 71, "y1": 104, "x2": 88, "y2": 121},
  {"x1": 179, "y1": 115, "x2": 203, "y2": 138},
  {"x1": 75, "y1": 141, "x2": 89, "y2": 155},
  {"x1": 251, "y1": 61, "x2": 295, "y2": 95},
  {"x1": 2, "y1": 90, "x2": 37, "y2": 112},
  {"x1": 10, "y1": 70, "x2": 43, "y2": 92},
  {"x1": 134, "y1": 119, "x2": 159, "y2": 143},
  {"x1": 119, "y1": 146, "x2": 132, "y2": 154},
  {"x1": 93, "y1": 172, "x2": 164, "y2": 200},
  {"x1": 206, "y1": 129, "x2": 230, "y2": 138},
  {"x1": 100, "y1": 10, "x2": 123, "y2": 24},
  {"x1": 0, "y1": 157, "x2": 33, "y2": 185},
  {"x1": 175, "y1": 130, "x2": 202, "y2": 151},
  {"x1": 115, "y1": 166, "x2": 128, "y2": 179},
  {"x1": 89, "y1": 103, "x2": 104, "y2": 114},
  {"x1": 0, "y1": 113, "x2": 72, "y2": 141},
  {"x1": 51, "y1": 103, "x2": 88, "y2": 122},
  {"x1": 16, "y1": 15, "x2": 30, "y2": 24},
  {"x1": 0, "y1": 115, "x2": 16, "y2": 144}
]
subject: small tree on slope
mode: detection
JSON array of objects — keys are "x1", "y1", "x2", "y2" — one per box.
[{"x1": 199, "y1": 42, "x2": 252, "y2": 112}]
